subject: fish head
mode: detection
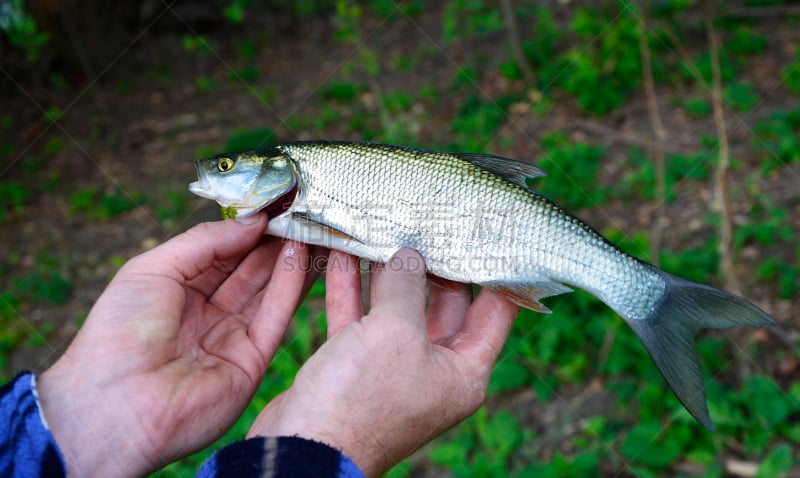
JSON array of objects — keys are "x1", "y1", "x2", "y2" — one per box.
[{"x1": 189, "y1": 149, "x2": 297, "y2": 218}]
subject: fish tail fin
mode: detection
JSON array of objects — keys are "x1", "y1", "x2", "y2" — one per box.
[{"x1": 624, "y1": 271, "x2": 775, "y2": 431}]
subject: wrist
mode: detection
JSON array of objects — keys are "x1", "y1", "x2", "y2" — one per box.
[
  {"x1": 1, "y1": 372, "x2": 66, "y2": 477},
  {"x1": 246, "y1": 395, "x2": 385, "y2": 477},
  {"x1": 37, "y1": 368, "x2": 154, "y2": 477}
]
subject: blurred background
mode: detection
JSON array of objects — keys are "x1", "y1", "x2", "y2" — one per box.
[{"x1": 1, "y1": 0, "x2": 799, "y2": 476}]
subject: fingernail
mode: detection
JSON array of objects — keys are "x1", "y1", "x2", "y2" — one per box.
[{"x1": 389, "y1": 248, "x2": 425, "y2": 274}]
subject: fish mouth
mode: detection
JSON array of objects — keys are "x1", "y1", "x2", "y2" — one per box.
[
  {"x1": 188, "y1": 162, "x2": 298, "y2": 218},
  {"x1": 188, "y1": 166, "x2": 214, "y2": 199}
]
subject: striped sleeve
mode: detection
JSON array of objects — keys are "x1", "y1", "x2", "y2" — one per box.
[
  {"x1": 0, "y1": 372, "x2": 66, "y2": 477},
  {"x1": 197, "y1": 436, "x2": 365, "y2": 478}
]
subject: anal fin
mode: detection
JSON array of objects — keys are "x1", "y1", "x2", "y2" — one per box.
[{"x1": 482, "y1": 280, "x2": 573, "y2": 313}]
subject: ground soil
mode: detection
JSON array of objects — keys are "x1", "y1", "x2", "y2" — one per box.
[{"x1": 1, "y1": 1, "x2": 798, "y2": 474}]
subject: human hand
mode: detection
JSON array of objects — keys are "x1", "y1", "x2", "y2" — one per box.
[
  {"x1": 37, "y1": 214, "x2": 317, "y2": 477},
  {"x1": 247, "y1": 249, "x2": 519, "y2": 477}
]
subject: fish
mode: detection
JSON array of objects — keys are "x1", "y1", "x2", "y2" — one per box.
[{"x1": 189, "y1": 140, "x2": 775, "y2": 430}]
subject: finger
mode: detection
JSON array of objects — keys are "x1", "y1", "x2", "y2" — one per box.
[
  {"x1": 446, "y1": 288, "x2": 519, "y2": 372},
  {"x1": 120, "y1": 214, "x2": 269, "y2": 289},
  {"x1": 208, "y1": 236, "x2": 286, "y2": 314},
  {"x1": 238, "y1": 244, "x2": 327, "y2": 324},
  {"x1": 249, "y1": 241, "x2": 312, "y2": 360},
  {"x1": 325, "y1": 250, "x2": 364, "y2": 338},
  {"x1": 426, "y1": 279, "x2": 472, "y2": 344},
  {"x1": 367, "y1": 249, "x2": 427, "y2": 327}
]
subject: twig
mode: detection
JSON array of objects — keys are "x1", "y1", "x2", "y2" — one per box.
[
  {"x1": 725, "y1": 6, "x2": 800, "y2": 17},
  {"x1": 500, "y1": 0, "x2": 536, "y2": 85},
  {"x1": 706, "y1": 0, "x2": 753, "y2": 382},
  {"x1": 724, "y1": 458, "x2": 758, "y2": 478},
  {"x1": 661, "y1": 24, "x2": 703, "y2": 82},
  {"x1": 705, "y1": 0, "x2": 741, "y2": 296},
  {"x1": 571, "y1": 119, "x2": 692, "y2": 156},
  {"x1": 767, "y1": 324, "x2": 797, "y2": 350},
  {"x1": 366, "y1": 72, "x2": 390, "y2": 134},
  {"x1": 637, "y1": 4, "x2": 667, "y2": 266},
  {"x1": 597, "y1": 326, "x2": 616, "y2": 375}
]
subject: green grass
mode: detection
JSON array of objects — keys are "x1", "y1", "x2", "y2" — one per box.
[
  {"x1": 449, "y1": 95, "x2": 514, "y2": 151},
  {"x1": 620, "y1": 147, "x2": 711, "y2": 203},
  {"x1": 752, "y1": 107, "x2": 800, "y2": 174},
  {"x1": 0, "y1": 181, "x2": 31, "y2": 222},
  {"x1": 155, "y1": 189, "x2": 191, "y2": 228},
  {"x1": 69, "y1": 187, "x2": 140, "y2": 221},
  {"x1": 153, "y1": 7, "x2": 800, "y2": 472},
  {"x1": 320, "y1": 81, "x2": 362, "y2": 102},
  {"x1": 558, "y1": 7, "x2": 641, "y2": 115},
  {"x1": 224, "y1": 127, "x2": 276, "y2": 152},
  {"x1": 4, "y1": 2, "x2": 799, "y2": 476},
  {"x1": 0, "y1": 253, "x2": 69, "y2": 368},
  {"x1": 535, "y1": 132, "x2": 607, "y2": 209}
]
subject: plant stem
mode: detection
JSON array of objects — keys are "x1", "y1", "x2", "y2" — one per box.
[
  {"x1": 637, "y1": 5, "x2": 666, "y2": 266},
  {"x1": 500, "y1": 0, "x2": 536, "y2": 85}
]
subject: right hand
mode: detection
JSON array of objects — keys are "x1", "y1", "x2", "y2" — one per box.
[{"x1": 247, "y1": 248, "x2": 519, "y2": 477}]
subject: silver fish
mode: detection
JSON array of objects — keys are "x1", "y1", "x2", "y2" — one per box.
[{"x1": 189, "y1": 140, "x2": 775, "y2": 429}]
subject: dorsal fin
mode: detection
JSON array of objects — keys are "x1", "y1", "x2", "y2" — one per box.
[{"x1": 453, "y1": 153, "x2": 546, "y2": 190}]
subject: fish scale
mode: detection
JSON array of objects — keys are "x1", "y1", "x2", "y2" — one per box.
[
  {"x1": 279, "y1": 141, "x2": 662, "y2": 318},
  {"x1": 189, "y1": 140, "x2": 775, "y2": 430}
]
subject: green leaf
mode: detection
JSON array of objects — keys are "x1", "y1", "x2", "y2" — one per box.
[
  {"x1": 385, "y1": 460, "x2": 410, "y2": 478},
  {"x1": 223, "y1": 1, "x2": 246, "y2": 24},
  {"x1": 488, "y1": 359, "x2": 532, "y2": 395},
  {"x1": 742, "y1": 376, "x2": 790, "y2": 426},
  {"x1": 756, "y1": 443, "x2": 793, "y2": 478},
  {"x1": 621, "y1": 421, "x2": 682, "y2": 469},
  {"x1": 723, "y1": 82, "x2": 760, "y2": 113},
  {"x1": 685, "y1": 98, "x2": 712, "y2": 117},
  {"x1": 320, "y1": 81, "x2": 361, "y2": 102},
  {"x1": 430, "y1": 441, "x2": 467, "y2": 468},
  {"x1": 782, "y1": 56, "x2": 800, "y2": 94},
  {"x1": 727, "y1": 26, "x2": 767, "y2": 55},
  {"x1": 479, "y1": 411, "x2": 521, "y2": 460},
  {"x1": 225, "y1": 128, "x2": 276, "y2": 151}
]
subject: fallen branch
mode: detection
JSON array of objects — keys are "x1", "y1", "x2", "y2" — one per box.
[
  {"x1": 637, "y1": 4, "x2": 667, "y2": 266},
  {"x1": 501, "y1": 0, "x2": 536, "y2": 85},
  {"x1": 571, "y1": 119, "x2": 688, "y2": 154},
  {"x1": 725, "y1": 5, "x2": 800, "y2": 17},
  {"x1": 705, "y1": 0, "x2": 741, "y2": 296}
]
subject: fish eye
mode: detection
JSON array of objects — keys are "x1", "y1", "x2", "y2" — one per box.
[{"x1": 217, "y1": 157, "x2": 234, "y2": 172}]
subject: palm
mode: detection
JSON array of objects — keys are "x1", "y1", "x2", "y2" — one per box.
[{"x1": 38, "y1": 218, "x2": 318, "y2": 476}]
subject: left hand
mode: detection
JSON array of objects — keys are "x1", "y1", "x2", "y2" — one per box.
[{"x1": 37, "y1": 214, "x2": 316, "y2": 477}]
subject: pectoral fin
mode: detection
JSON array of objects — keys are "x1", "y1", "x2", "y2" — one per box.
[
  {"x1": 427, "y1": 274, "x2": 469, "y2": 293},
  {"x1": 482, "y1": 280, "x2": 573, "y2": 313},
  {"x1": 291, "y1": 212, "x2": 362, "y2": 242},
  {"x1": 266, "y1": 214, "x2": 392, "y2": 262}
]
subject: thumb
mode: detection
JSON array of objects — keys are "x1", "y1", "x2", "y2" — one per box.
[
  {"x1": 369, "y1": 248, "x2": 427, "y2": 322},
  {"x1": 120, "y1": 214, "x2": 268, "y2": 282}
]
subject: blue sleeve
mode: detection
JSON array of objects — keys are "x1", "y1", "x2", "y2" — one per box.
[
  {"x1": 197, "y1": 435, "x2": 365, "y2": 478},
  {"x1": 0, "y1": 372, "x2": 66, "y2": 477}
]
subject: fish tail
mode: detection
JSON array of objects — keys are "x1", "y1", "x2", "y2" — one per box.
[{"x1": 624, "y1": 271, "x2": 775, "y2": 430}]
